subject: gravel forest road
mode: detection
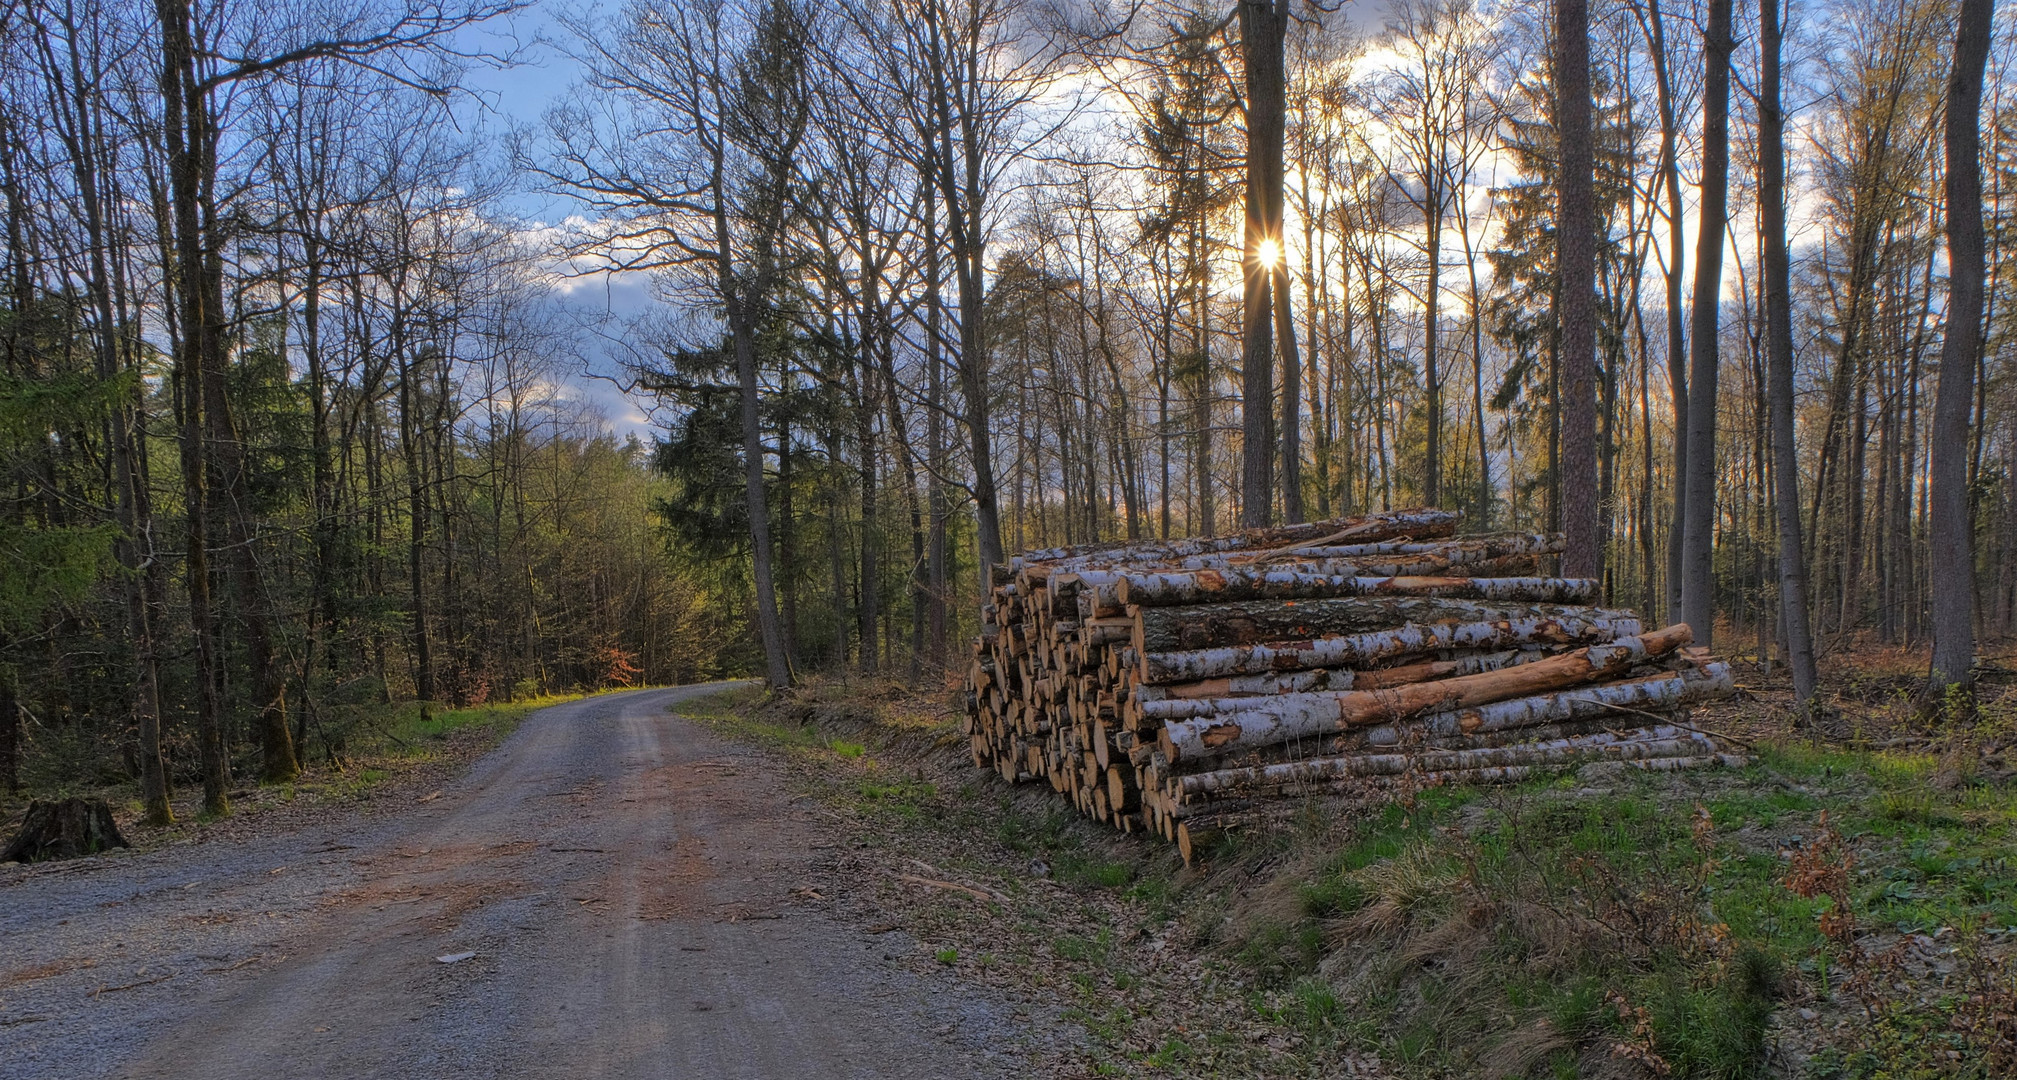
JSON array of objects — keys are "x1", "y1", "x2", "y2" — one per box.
[{"x1": 0, "y1": 685, "x2": 1037, "y2": 1079}]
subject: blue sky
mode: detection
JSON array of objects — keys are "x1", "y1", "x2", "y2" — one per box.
[{"x1": 451, "y1": 2, "x2": 674, "y2": 438}]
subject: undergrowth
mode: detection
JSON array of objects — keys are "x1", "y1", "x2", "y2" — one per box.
[{"x1": 1203, "y1": 745, "x2": 2017, "y2": 1079}]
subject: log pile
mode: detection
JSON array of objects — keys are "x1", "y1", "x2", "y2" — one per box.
[{"x1": 959, "y1": 509, "x2": 1741, "y2": 861}]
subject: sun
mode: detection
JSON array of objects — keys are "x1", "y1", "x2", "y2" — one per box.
[{"x1": 1256, "y1": 237, "x2": 1281, "y2": 268}]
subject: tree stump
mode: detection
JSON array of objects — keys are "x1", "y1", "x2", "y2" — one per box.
[{"x1": 1, "y1": 797, "x2": 129, "y2": 863}]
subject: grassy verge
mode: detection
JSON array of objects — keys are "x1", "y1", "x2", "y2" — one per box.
[
  {"x1": 3, "y1": 692, "x2": 588, "y2": 844},
  {"x1": 290, "y1": 693, "x2": 586, "y2": 802},
  {"x1": 1211, "y1": 743, "x2": 2017, "y2": 1079},
  {"x1": 693, "y1": 677, "x2": 2017, "y2": 1079}
]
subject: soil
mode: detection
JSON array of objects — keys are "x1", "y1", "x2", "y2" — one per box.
[{"x1": 0, "y1": 685, "x2": 1072, "y2": 1079}]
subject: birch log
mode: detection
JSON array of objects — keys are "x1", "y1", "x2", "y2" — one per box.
[
  {"x1": 1352, "y1": 662, "x2": 1734, "y2": 745},
  {"x1": 1131, "y1": 597, "x2": 1626, "y2": 654},
  {"x1": 1021, "y1": 509, "x2": 1462, "y2": 571},
  {"x1": 1157, "y1": 624, "x2": 1695, "y2": 762},
  {"x1": 1172, "y1": 532, "x2": 1562, "y2": 571},
  {"x1": 1117, "y1": 571, "x2": 1597, "y2": 608},
  {"x1": 1173, "y1": 730, "x2": 1719, "y2": 800},
  {"x1": 1133, "y1": 650, "x2": 1541, "y2": 718},
  {"x1": 1137, "y1": 610, "x2": 1642, "y2": 683}
]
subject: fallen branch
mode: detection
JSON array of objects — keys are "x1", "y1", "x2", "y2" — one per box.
[
  {"x1": 1588, "y1": 698, "x2": 1754, "y2": 748},
  {"x1": 893, "y1": 872, "x2": 1003, "y2": 903}
]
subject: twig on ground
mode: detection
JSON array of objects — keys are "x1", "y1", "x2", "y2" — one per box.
[
  {"x1": 94, "y1": 973, "x2": 175, "y2": 995},
  {"x1": 894, "y1": 872, "x2": 1001, "y2": 903},
  {"x1": 1589, "y1": 699, "x2": 1755, "y2": 748}
]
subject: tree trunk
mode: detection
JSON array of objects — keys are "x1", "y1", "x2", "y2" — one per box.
[
  {"x1": 1759, "y1": 0, "x2": 1819, "y2": 706},
  {"x1": 1239, "y1": 0, "x2": 1288, "y2": 528},
  {"x1": 1557, "y1": 0, "x2": 1599, "y2": 578},
  {"x1": 1927, "y1": 0, "x2": 1993, "y2": 697},
  {"x1": 1277, "y1": 261, "x2": 1304, "y2": 523},
  {"x1": 1640, "y1": 0, "x2": 1689, "y2": 621},
  {"x1": 1680, "y1": 0, "x2": 1733, "y2": 649},
  {"x1": 156, "y1": 0, "x2": 230, "y2": 816},
  {"x1": 925, "y1": 171, "x2": 950, "y2": 664},
  {"x1": 0, "y1": 663, "x2": 16, "y2": 794},
  {"x1": 855, "y1": 338, "x2": 880, "y2": 674}
]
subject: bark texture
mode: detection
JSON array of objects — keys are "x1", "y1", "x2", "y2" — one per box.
[
  {"x1": 1556, "y1": 0, "x2": 1600, "y2": 578},
  {"x1": 1239, "y1": 0, "x2": 1288, "y2": 528},
  {"x1": 1926, "y1": 0, "x2": 1992, "y2": 696},
  {"x1": 1679, "y1": 0, "x2": 1734, "y2": 649},
  {"x1": 1760, "y1": 0, "x2": 1820, "y2": 705}
]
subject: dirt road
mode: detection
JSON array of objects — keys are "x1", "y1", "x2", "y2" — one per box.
[{"x1": 0, "y1": 685, "x2": 1045, "y2": 1079}]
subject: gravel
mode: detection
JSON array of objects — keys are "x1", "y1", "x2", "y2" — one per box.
[{"x1": 0, "y1": 685, "x2": 1067, "y2": 1079}]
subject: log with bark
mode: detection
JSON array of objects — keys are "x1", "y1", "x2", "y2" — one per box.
[
  {"x1": 1130, "y1": 596, "x2": 1631, "y2": 654},
  {"x1": 1116, "y1": 570, "x2": 1598, "y2": 608},
  {"x1": 1136, "y1": 610, "x2": 1642, "y2": 683},
  {"x1": 1157, "y1": 624, "x2": 1695, "y2": 763},
  {"x1": 959, "y1": 508, "x2": 1739, "y2": 862}
]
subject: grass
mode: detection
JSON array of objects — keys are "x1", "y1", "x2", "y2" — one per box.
[
  {"x1": 364, "y1": 694, "x2": 582, "y2": 756},
  {"x1": 1203, "y1": 744, "x2": 2017, "y2": 1079}
]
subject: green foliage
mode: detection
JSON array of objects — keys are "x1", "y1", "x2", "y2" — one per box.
[
  {"x1": 0, "y1": 520, "x2": 116, "y2": 634},
  {"x1": 0, "y1": 361, "x2": 124, "y2": 636}
]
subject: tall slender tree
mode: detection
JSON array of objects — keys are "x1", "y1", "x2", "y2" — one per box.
[
  {"x1": 1759, "y1": 0, "x2": 1819, "y2": 706},
  {"x1": 1556, "y1": 0, "x2": 1598, "y2": 577},
  {"x1": 1240, "y1": 0, "x2": 1289, "y2": 528},
  {"x1": 1926, "y1": 0, "x2": 1994, "y2": 698},
  {"x1": 1679, "y1": 0, "x2": 1732, "y2": 646}
]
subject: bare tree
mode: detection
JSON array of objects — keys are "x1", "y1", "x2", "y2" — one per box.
[
  {"x1": 1678, "y1": 0, "x2": 1732, "y2": 646},
  {"x1": 1240, "y1": 0, "x2": 1290, "y2": 527},
  {"x1": 1381, "y1": 0, "x2": 1495, "y2": 515},
  {"x1": 1629, "y1": 0, "x2": 1694, "y2": 619},
  {"x1": 1759, "y1": 0, "x2": 1818, "y2": 706},
  {"x1": 539, "y1": 0, "x2": 807, "y2": 689},
  {"x1": 150, "y1": 0, "x2": 527, "y2": 807},
  {"x1": 1927, "y1": 0, "x2": 1994, "y2": 698}
]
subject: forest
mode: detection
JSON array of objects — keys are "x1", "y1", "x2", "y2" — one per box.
[{"x1": 0, "y1": 0, "x2": 2010, "y2": 817}]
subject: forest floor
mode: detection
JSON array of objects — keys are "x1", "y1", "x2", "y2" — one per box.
[
  {"x1": 676, "y1": 642, "x2": 2017, "y2": 1079},
  {"x1": 0, "y1": 685, "x2": 1075, "y2": 1079}
]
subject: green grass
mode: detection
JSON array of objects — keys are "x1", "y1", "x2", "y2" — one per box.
[
  {"x1": 1210, "y1": 745, "x2": 2017, "y2": 1079},
  {"x1": 376, "y1": 694, "x2": 584, "y2": 752}
]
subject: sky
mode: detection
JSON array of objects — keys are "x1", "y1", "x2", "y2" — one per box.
[{"x1": 445, "y1": 2, "x2": 673, "y2": 440}]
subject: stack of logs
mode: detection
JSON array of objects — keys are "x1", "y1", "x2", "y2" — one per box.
[{"x1": 960, "y1": 509, "x2": 1740, "y2": 861}]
